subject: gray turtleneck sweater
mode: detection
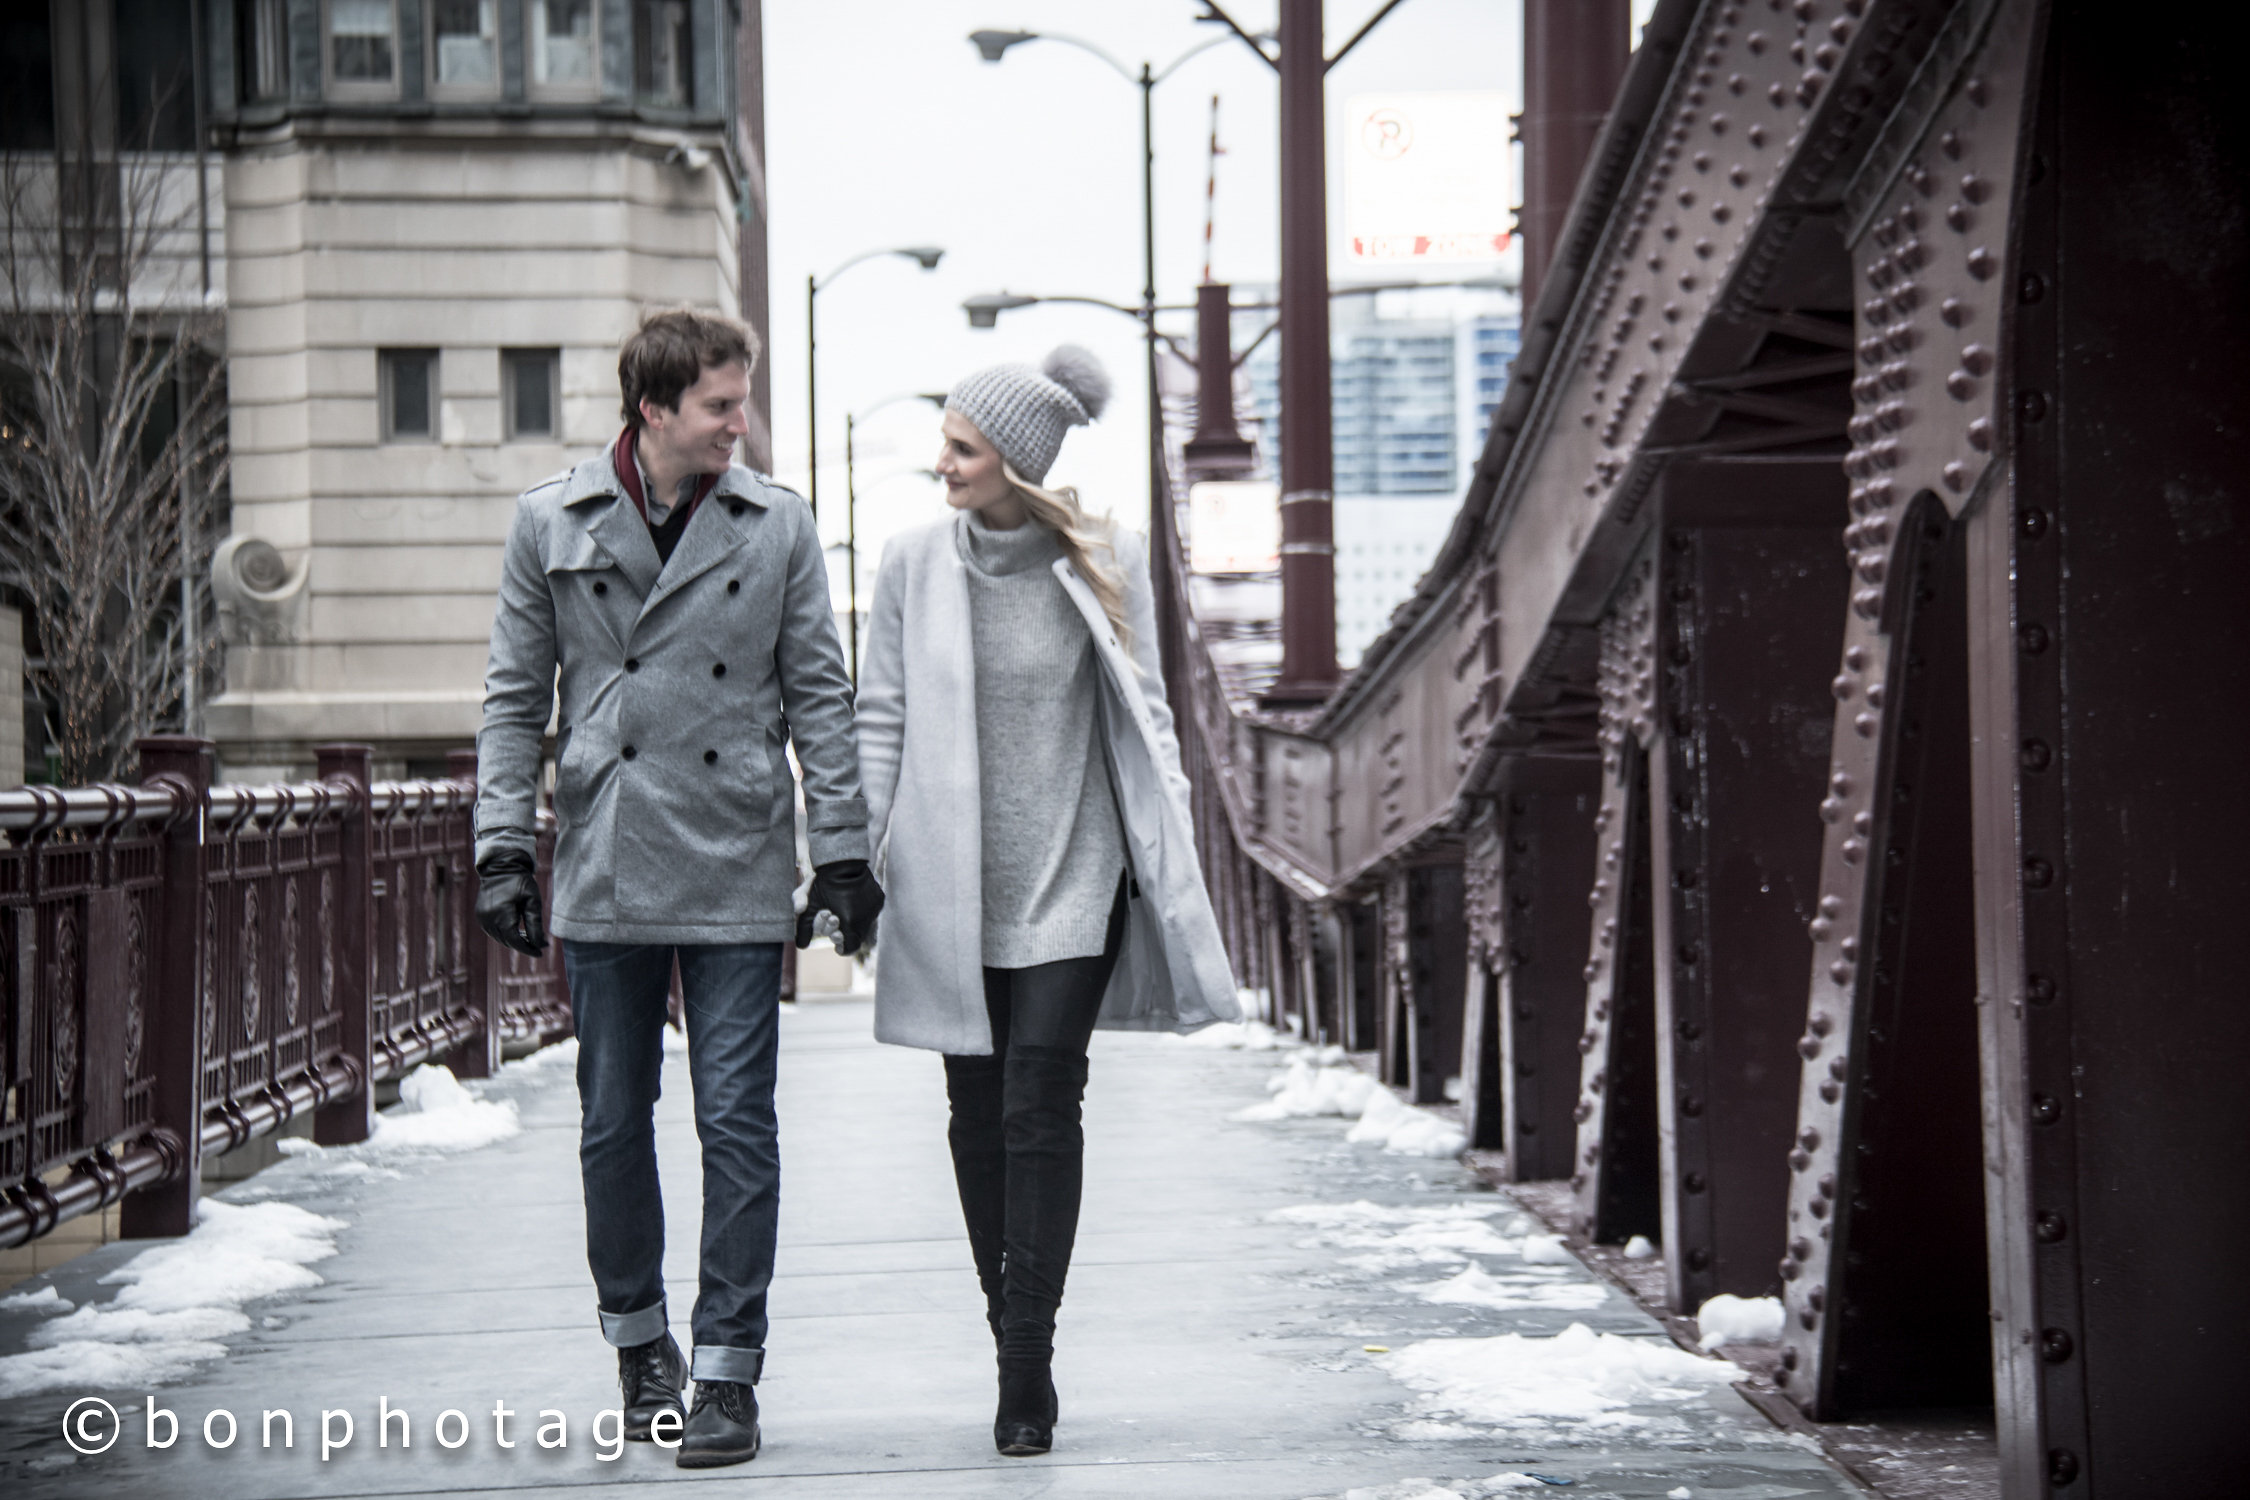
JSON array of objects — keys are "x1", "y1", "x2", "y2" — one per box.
[{"x1": 958, "y1": 510, "x2": 1127, "y2": 968}]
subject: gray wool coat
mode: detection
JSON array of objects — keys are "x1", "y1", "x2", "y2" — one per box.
[
  {"x1": 856, "y1": 512, "x2": 1239, "y2": 1054},
  {"x1": 475, "y1": 445, "x2": 869, "y2": 943}
]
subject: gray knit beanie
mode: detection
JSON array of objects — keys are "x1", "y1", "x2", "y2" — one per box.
[{"x1": 946, "y1": 345, "x2": 1112, "y2": 484}]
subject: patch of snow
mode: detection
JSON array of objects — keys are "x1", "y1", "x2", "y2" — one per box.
[
  {"x1": 0, "y1": 1200, "x2": 343, "y2": 1399},
  {"x1": 1271, "y1": 1200, "x2": 1524, "y2": 1270},
  {"x1": 0, "y1": 1286, "x2": 72, "y2": 1315},
  {"x1": 1379, "y1": 1322, "x2": 1743, "y2": 1434},
  {"x1": 1347, "y1": 1087, "x2": 1467, "y2": 1158},
  {"x1": 1670, "y1": 1488, "x2": 1694, "y2": 1498},
  {"x1": 662, "y1": 1023, "x2": 689, "y2": 1054},
  {"x1": 1622, "y1": 1234, "x2": 1657, "y2": 1260},
  {"x1": 1695, "y1": 1292, "x2": 1785, "y2": 1349},
  {"x1": 1518, "y1": 1233, "x2": 1577, "y2": 1265},
  {"x1": 514, "y1": 1036, "x2": 579, "y2": 1070},
  {"x1": 1233, "y1": 1053, "x2": 1378, "y2": 1120},
  {"x1": 1405, "y1": 1262, "x2": 1609, "y2": 1312},
  {"x1": 1179, "y1": 1016, "x2": 1296, "y2": 1050}
]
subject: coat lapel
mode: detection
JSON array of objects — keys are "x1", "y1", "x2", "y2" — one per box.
[
  {"x1": 569, "y1": 453, "x2": 663, "y2": 600},
  {"x1": 639, "y1": 471, "x2": 767, "y2": 620}
]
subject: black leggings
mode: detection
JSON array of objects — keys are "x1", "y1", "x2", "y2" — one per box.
[{"x1": 941, "y1": 877, "x2": 1129, "y2": 1368}]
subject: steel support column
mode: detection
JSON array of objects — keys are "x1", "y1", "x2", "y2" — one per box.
[{"x1": 1518, "y1": 0, "x2": 1630, "y2": 308}]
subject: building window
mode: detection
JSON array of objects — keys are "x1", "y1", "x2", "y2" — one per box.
[
  {"x1": 380, "y1": 349, "x2": 438, "y2": 441},
  {"x1": 636, "y1": 0, "x2": 692, "y2": 108},
  {"x1": 531, "y1": 0, "x2": 598, "y2": 92},
  {"x1": 503, "y1": 350, "x2": 560, "y2": 440},
  {"x1": 430, "y1": 0, "x2": 499, "y2": 91},
  {"x1": 329, "y1": 0, "x2": 399, "y2": 93},
  {"x1": 0, "y1": 6, "x2": 55, "y2": 150},
  {"x1": 237, "y1": 0, "x2": 288, "y2": 103}
]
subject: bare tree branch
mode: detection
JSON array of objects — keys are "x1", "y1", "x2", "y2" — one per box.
[{"x1": 1, "y1": 115, "x2": 227, "y2": 785}]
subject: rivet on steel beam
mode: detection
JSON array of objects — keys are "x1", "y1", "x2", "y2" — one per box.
[
  {"x1": 1686, "y1": 1246, "x2": 1711, "y2": 1270},
  {"x1": 1967, "y1": 246, "x2": 1996, "y2": 279},
  {"x1": 1789, "y1": 1148, "x2": 1811, "y2": 1170},
  {"x1": 1840, "y1": 839, "x2": 1864, "y2": 865},
  {"x1": 1800, "y1": 1306, "x2": 1819, "y2": 1329},
  {"x1": 1940, "y1": 295, "x2": 1970, "y2": 327},
  {"x1": 1939, "y1": 130, "x2": 1963, "y2": 160},
  {"x1": 1961, "y1": 343, "x2": 1994, "y2": 375},
  {"x1": 2031, "y1": 1092, "x2": 2061, "y2": 1125},
  {"x1": 1854, "y1": 713, "x2": 1877, "y2": 738},
  {"x1": 1944, "y1": 461, "x2": 1969, "y2": 491},
  {"x1": 2017, "y1": 622, "x2": 2049, "y2": 654},
  {"x1": 1947, "y1": 370, "x2": 1976, "y2": 400},
  {"x1": 1780, "y1": 1345, "x2": 1799, "y2": 1369},
  {"x1": 1830, "y1": 1056, "x2": 1849, "y2": 1080},
  {"x1": 1810, "y1": 1197, "x2": 1829, "y2": 1218},
  {"x1": 1966, "y1": 75, "x2": 1988, "y2": 107},
  {"x1": 2020, "y1": 738, "x2": 2052, "y2": 771},
  {"x1": 2019, "y1": 389, "x2": 2048, "y2": 422},
  {"x1": 1809, "y1": 1012, "x2": 1834, "y2": 1036},
  {"x1": 1685, "y1": 1172, "x2": 1707, "y2": 1194},
  {"x1": 1679, "y1": 1093, "x2": 1704, "y2": 1117},
  {"x1": 2041, "y1": 1327, "x2": 2074, "y2": 1363},
  {"x1": 2034, "y1": 1210, "x2": 2067, "y2": 1243},
  {"x1": 2026, "y1": 974, "x2": 2056, "y2": 1005},
  {"x1": 2020, "y1": 271, "x2": 2046, "y2": 303},
  {"x1": 1946, "y1": 202, "x2": 1972, "y2": 232},
  {"x1": 2048, "y1": 1450, "x2": 2080, "y2": 1486},
  {"x1": 1832, "y1": 675, "x2": 1855, "y2": 701},
  {"x1": 1820, "y1": 892, "x2": 1844, "y2": 916},
  {"x1": 1779, "y1": 1258, "x2": 1801, "y2": 1280},
  {"x1": 1820, "y1": 1080, "x2": 1841, "y2": 1102},
  {"x1": 1968, "y1": 417, "x2": 1993, "y2": 451}
]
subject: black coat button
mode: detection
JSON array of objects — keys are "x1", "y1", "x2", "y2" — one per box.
[
  {"x1": 703, "y1": 749, "x2": 718, "y2": 765},
  {"x1": 625, "y1": 658, "x2": 639, "y2": 672},
  {"x1": 728, "y1": 501, "x2": 744, "y2": 517},
  {"x1": 593, "y1": 580, "x2": 608, "y2": 595},
  {"x1": 726, "y1": 579, "x2": 740, "y2": 594},
  {"x1": 712, "y1": 663, "x2": 726, "y2": 678},
  {"x1": 621, "y1": 745, "x2": 637, "y2": 760}
]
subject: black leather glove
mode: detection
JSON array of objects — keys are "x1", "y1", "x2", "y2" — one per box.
[
  {"x1": 476, "y1": 849, "x2": 548, "y2": 958},
  {"x1": 795, "y1": 859, "x2": 885, "y2": 957}
]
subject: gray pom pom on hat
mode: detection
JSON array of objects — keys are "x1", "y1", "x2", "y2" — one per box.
[{"x1": 946, "y1": 344, "x2": 1111, "y2": 484}]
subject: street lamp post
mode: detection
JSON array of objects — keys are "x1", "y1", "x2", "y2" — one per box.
[
  {"x1": 841, "y1": 392, "x2": 945, "y2": 686},
  {"x1": 807, "y1": 246, "x2": 944, "y2": 521},
  {"x1": 969, "y1": 28, "x2": 1244, "y2": 699}
]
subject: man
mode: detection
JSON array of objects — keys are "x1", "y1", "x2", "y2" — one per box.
[{"x1": 474, "y1": 309, "x2": 883, "y2": 1469}]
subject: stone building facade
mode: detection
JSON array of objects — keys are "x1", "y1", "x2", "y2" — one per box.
[{"x1": 194, "y1": 0, "x2": 764, "y2": 779}]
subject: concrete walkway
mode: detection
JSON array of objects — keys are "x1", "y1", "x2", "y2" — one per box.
[{"x1": 0, "y1": 999, "x2": 1863, "y2": 1499}]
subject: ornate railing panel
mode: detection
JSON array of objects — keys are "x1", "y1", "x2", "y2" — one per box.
[{"x1": 0, "y1": 739, "x2": 570, "y2": 1250}]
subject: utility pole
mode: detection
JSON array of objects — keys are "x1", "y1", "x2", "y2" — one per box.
[{"x1": 1267, "y1": 0, "x2": 1338, "y2": 703}]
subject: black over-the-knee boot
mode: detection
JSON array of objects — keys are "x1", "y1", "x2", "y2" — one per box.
[
  {"x1": 942, "y1": 1053, "x2": 1009, "y2": 1345},
  {"x1": 994, "y1": 1043, "x2": 1091, "y2": 1453}
]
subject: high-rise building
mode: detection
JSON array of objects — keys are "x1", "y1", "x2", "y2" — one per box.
[{"x1": 1242, "y1": 288, "x2": 1519, "y2": 665}]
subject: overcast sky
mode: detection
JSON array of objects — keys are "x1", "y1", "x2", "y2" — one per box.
[{"x1": 760, "y1": 0, "x2": 1650, "y2": 575}]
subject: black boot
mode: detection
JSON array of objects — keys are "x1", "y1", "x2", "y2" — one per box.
[
  {"x1": 992, "y1": 1044, "x2": 1092, "y2": 1456},
  {"x1": 995, "y1": 1361, "x2": 1058, "y2": 1456},
  {"x1": 944, "y1": 1053, "x2": 1010, "y2": 1346},
  {"x1": 616, "y1": 1332, "x2": 686, "y2": 1441},
  {"x1": 676, "y1": 1380, "x2": 761, "y2": 1468}
]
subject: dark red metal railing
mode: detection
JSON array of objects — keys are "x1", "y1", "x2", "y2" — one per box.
[{"x1": 0, "y1": 738, "x2": 569, "y2": 1250}]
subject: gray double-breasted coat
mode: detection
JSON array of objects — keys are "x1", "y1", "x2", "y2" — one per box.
[
  {"x1": 475, "y1": 445, "x2": 869, "y2": 944},
  {"x1": 855, "y1": 513, "x2": 1240, "y2": 1054}
]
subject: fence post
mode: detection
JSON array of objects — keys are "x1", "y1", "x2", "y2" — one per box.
[
  {"x1": 447, "y1": 748, "x2": 502, "y2": 1078},
  {"x1": 121, "y1": 735, "x2": 213, "y2": 1240},
  {"x1": 314, "y1": 743, "x2": 377, "y2": 1145}
]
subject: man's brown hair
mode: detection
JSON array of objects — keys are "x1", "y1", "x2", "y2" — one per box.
[{"x1": 618, "y1": 308, "x2": 761, "y2": 430}]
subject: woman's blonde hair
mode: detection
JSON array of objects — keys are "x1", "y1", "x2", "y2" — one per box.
[{"x1": 999, "y1": 460, "x2": 1132, "y2": 652}]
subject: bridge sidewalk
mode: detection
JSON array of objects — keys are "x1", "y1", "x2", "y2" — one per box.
[{"x1": 0, "y1": 999, "x2": 1862, "y2": 1499}]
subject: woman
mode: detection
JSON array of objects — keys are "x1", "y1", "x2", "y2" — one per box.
[{"x1": 855, "y1": 346, "x2": 1238, "y2": 1457}]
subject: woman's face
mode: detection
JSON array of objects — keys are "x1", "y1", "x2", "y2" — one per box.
[{"x1": 936, "y1": 411, "x2": 1013, "y2": 514}]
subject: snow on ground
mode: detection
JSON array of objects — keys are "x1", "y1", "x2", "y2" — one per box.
[
  {"x1": 1231, "y1": 1049, "x2": 1468, "y2": 1157},
  {"x1": 0, "y1": 1042, "x2": 575, "y2": 1399},
  {"x1": 1305, "y1": 1471, "x2": 1561, "y2": 1499},
  {"x1": 1380, "y1": 1322, "x2": 1745, "y2": 1437},
  {"x1": 0, "y1": 1200, "x2": 344, "y2": 1398},
  {"x1": 1694, "y1": 1292, "x2": 1785, "y2": 1349},
  {"x1": 1271, "y1": 1200, "x2": 1529, "y2": 1271},
  {"x1": 1406, "y1": 1262, "x2": 1610, "y2": 1312}
]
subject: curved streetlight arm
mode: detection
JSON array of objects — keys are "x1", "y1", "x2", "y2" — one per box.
[
  {"x1": 1153, "y1": 30, "x2": 1245, "y2": 84},
  {"x1": 853, "y1": 391, "x2": 948, "y2": 425},
  {"x1": 815, "y1": 245, "x2": 945, "y2": 292}
]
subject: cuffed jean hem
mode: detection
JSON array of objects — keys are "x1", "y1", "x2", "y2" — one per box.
[
  {"x1": 691, "y1": 1345, "x2": 766, "y2": 1384},
  {"x1": 599, "y1": 1300, "x2": 669, "y2": 1349}
]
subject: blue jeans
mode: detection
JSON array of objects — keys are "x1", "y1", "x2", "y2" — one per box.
[{"x1": 564, "y1": 940, "x2": 782, "y2": 1385}]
